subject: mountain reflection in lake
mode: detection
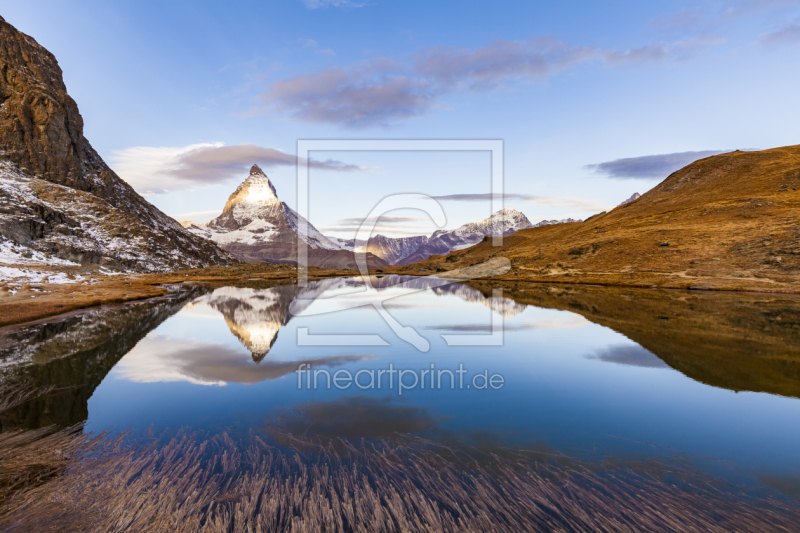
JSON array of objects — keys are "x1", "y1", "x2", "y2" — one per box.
[{"x1": 1, "y1": 275, "x2": 800, "y2": 497}]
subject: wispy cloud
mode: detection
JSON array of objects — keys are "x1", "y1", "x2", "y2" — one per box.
[
  {"x1": 585, "y1": 150, "x2": 727, "y2": 180},
  {"x1": 167, "y1": 210, "x2": 222, "y2": 224},
  {"x1": 321, "y1": 215, "x2": 433, "y2": 235},
  {"x1": 425, "y1": 316, "x2": 587, "y2": 332},
  {"x1": 760, "y1": 19, "x2": 800, "y2": 45},
  {"x1": 298, "y1": 0, "x2": 366, "y2": 9},
  {"x1": 111, "y1": 143, "x2": 366, "y2": 196},
  {"x1": 433, "y1": 193, "x2": 609, "y2": 212},
  {"x1": 413, "y1": 38, "x2": 599, "y2": 89},
  {"x1": 299, "y1": 38, "x2": 336, "y2": 56},
  {"x1": 650, "y1": 0, "x2": 800, "y2": 35},
  {"x1": 256, "y1": 59, "x2": 439, "y2": 127},
  {"x1": 254, "y1": 35, "x2": 719, "y2": 128},
  {"x1": 333, "y1": 216, "x2": 429, "y2": 226}
]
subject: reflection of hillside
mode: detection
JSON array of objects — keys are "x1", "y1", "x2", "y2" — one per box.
[
  {"x1": 467, "y1": 281, "x2": 800, "y2": 398},
  {"x1": 0, "y1": 288, "x2": 205, "y2": 430}
]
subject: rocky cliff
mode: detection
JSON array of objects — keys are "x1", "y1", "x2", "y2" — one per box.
[{"x1": 0, "y1": 16, "x2": 236, "y2": 271}]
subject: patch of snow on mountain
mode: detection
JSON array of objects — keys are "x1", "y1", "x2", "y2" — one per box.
[
  {"x1": 0, "y1": 236, "x2": 79, "y2": 266},
  {"x1": 0, "y1": 266, "x2": 84, "y2": 284},
  {"x1": 531, "y1": 218, "x2": 582, "y2": 228},
  {"x1": 444, "y1": 207, "x2": 533, "y2": 240},
  {"x1": 282, "y1": 204, "x2": 344, "y2": 250},
  {"x1": 617, "y1": 192, "x2": 641, "y2": 207}
]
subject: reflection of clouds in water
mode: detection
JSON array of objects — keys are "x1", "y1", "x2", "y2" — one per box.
[
  {"x1": 426, "y1": 315, "x2": 588, "y2": 332},
  {"x1": 114, "y1": 336, "x2": 368, "y2": 386},
  {"x1": 588, "y1": 344, "x2": 668, "y2": 369},
  {"x1": 173, "y1": 305, "x2": 226, "y2": 320},
  {"x1": 382, "y1": 302, "x2": 449, "y2": 310},
  {"x1": 271, "y1": 396, "x2": 440, "y2": 441}
]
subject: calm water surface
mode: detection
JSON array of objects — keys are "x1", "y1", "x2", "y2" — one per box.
[{"x1": 2, "y1": 276, "x2": 800, "y2": 495}]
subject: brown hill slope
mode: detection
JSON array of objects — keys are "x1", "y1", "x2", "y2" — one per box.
[{"x1": 391, "y1": 146, "x2": 800, "y2": 293}]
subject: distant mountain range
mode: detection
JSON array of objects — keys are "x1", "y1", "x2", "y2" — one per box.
[{"x1": 183, "y1": 167, "x2": 588, "y2": 267}]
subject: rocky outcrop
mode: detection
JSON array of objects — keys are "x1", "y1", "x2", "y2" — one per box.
[{"x1": 0, "y1": 16, "x2": 236, "y2": 271}]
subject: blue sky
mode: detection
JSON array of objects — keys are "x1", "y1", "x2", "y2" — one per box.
[{"x1": 4, "y1": 0, "x2": 800, "y2": 237}]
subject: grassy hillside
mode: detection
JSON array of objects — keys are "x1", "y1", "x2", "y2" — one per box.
[{"x1": 390, "y1": 146, "x2": 800, "y2": 292}]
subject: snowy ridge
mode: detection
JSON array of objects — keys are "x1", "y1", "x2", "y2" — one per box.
[
  {"x1": 187, "y1": 165, "x2": 344, "y2": 255},
  {"x1": 281, "y1": 202, "x2": 343, "y2": 250},
  {"x1": 398, "y1": 207, "x2": 535, "y2": 265},
  {"x1": 531, "y1": 217, "x2": 582, "y2": 228},
  {"x1": 0, "y1": 235, "x2": 79, "y2": 266},
  {"x1": 617, "y1": 192, "x2": 641, "y2": 207},
  {"x1": 435, "y1": 206, "x2": 534, "y2": 240}
]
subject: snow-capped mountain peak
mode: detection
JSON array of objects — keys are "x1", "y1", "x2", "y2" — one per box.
[
  {"x1": 186, "y1": 164, "x2": 347, "y2": 261},
  {"x1": 222, "y1": 165, "x2": 280, "y2": 216},
  {"x1": 447, "y1": 206, "x2": 533, "y2": 239},
  {"x1": 399, "y1": 207, "x2": 534, "y2": 265}
]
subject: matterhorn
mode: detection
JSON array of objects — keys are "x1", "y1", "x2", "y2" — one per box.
[{"x1": 185, "y1": 165, "x2": 388, "y2": 269}]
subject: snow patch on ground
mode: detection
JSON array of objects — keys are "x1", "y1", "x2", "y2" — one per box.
[
  {"x1": 0, "y1": 237, "x2": 79, "y2": 267},
  {"x1": 0, "y1": 266, "x2": 85, "y2": 284}
]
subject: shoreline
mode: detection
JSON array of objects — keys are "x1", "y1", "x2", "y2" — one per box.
[{"x1": 2, "y1": 261, "x2": 798, "y2": 328}]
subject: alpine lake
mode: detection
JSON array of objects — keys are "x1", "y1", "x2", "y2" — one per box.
[{"x1": 2, "y1": 274, "x2": 800, "y2": 527}]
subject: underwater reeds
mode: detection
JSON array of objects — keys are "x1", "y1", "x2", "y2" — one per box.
[{"x1": 0, "y1": 427, "x2": 799, "y2": 532}]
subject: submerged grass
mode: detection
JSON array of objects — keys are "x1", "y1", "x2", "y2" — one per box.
[
  {"x1": 0, "y1": 426, "x2": 799, "y2": 532},
  {"x1": 0, "y1": 378, "x2": 54, "y2": 414}
]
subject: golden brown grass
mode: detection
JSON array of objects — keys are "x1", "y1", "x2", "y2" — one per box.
[
  {"x1": 0, "y1": 426, "x2": 799, "y2": 532},
  {"x1": 0, "y1": 263, "x2": 350, "y2": 327},
  {"x1": 390, "y1": 146, "x2": 800, "y2": 293}
]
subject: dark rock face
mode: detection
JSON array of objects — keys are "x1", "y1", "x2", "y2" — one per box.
[{"x1": 0, "y1": 16, "x2": 236, "y2": 271}]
